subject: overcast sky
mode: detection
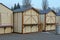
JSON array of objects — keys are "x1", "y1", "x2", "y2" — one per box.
[{"x1": 0, "y1": 0, "x2": 60, "y2": 9}]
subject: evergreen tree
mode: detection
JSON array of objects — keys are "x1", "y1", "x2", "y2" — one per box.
[
  {"x1": 23, "y1": 0, "x2": 31, "y2": 7},
  {"x1": 11, "y1": 6, "x2": 14, "y2": 10},
  {"x1": 17, "y1": 3, "x2": 20, "y2": 9},
  {"x1": 14, "y1": 4, "x2": 17, "y2": 10},
  {"x1": 42, "y1": 0, "x2": 48, "y2": 10}
]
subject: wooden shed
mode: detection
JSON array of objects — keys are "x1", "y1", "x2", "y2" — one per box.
[
  {"x1": 0, "y1": 3, "x2": 13, "y2": 34},
  {"x1": 13, "y1": 7, "x2": 41, "y2": 33},
  {"x1": 45, "y1": 10, "x2": 56, "y2": 31},
  {"x1": 40, "y1": 9, "x2": 56, "y2": 31}
]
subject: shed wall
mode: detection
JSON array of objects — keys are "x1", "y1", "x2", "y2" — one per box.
[{"x1": 14, "y1": 13, "x2": 22, "y2": 33}]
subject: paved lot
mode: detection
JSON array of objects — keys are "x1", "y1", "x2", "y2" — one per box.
[{"x1": 0, "y1": 32, "x2": 60, "y2": 40}]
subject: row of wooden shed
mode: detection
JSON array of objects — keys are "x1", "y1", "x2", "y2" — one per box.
[
  {"x1": 13, "y1": 7, "x2": 56, "y2": 33},
  {"x1": 0, "y1": 3, "x2": 59, "y2": 34}
]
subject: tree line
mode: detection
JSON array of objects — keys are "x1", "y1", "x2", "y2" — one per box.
[{"x1": 11, "y1": 3, "x2": 20, "y2": 10}]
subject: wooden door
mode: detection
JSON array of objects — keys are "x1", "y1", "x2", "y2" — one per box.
[
  {"x1": 23, "y1": 9, "x2": 39, "y2": 33},
  {"x1": 45, "y1": 11, "x2": 56, "y2": 31},
  {"x1": 32, "y1": 25, "x2": 38, "y2": 32},
  {"x1": 23, "y1": 26, "x2": 31, "y2": 33},
  {"x1": 0, "y1": 28, "x2": 4, "y2": 34},
  {"x1": 5, "y1": 27, "x2": 11, "y2": 33},
  {"x1": 46, "y1": 25, "x2": 55, "y2": 31},
  {"x1": 46, "y1": 25, "x2": 51, "y2": 31},
  {"x1": 50, "y1": 25, "x2": 55, "y2": 30}
]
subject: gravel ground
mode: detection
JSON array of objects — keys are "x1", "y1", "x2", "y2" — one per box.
[{"x1": 0, "y1": 32, "x2": 60, "y2": 40}]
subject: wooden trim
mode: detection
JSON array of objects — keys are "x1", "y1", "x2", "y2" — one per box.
[
  {"x1": 31, "y1": 10, "x2": 32, "y2": 30},
  {"x1": 45, "y1": 30, "x2": 55, "y2": 32},
  {"x1": 11, "y1": 27, "x2": 12, "y2": 32},
  {"x1": 24, "y1": 15, "x2": 38, "y2": 16},
  {"x1": 22, "y1": 12, "x2": 24, "y2": 33},
  {"x1": 23, "y1": 24, "x2": 38, "y2": 26},
  {"x1": 17, "y1": 13, "x2": 18, "y2": 32},
  {"x1": 0, "y1": 13, "x2": 1, "y2": 25},
  {"x1": 46, "y1": 23, "x2": 56, "y2": 25},
  {"x1": 44, "y1": 14, "x2": 46, "y2": 31},
  {"x1": 13, "y1": 12, "x2": 14, "y2": 32},
  {"x1": 31, "y1": 11, "x2": 32, "y2": 25},
  {"x1": 38, "y1": 14, "x2": 40, "y2": 32},
  {"x1": 46, "y1": 15, "x2": 55, "y2": 17},
  {"x1": 0, "y1": 25, "x2": 13, "y2": 28},
  {"x1": 55, "y1": 15, "x2": 56, "y2": 26},
  {"x1": 4, "y1": 27, "x2": 5, "y2": 34},
  {"x1": 11, "y1": 12, "x2": 13, "y2": 27}
]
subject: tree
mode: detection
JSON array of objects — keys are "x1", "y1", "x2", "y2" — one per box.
[
  {"x1": 42, "y1": 0, "x2": 48, "y2": 10},
  {"x1": 16, "y1": 3, "x2": 20, "y2": 9},
  {"x1": 14, "y1": 4, "x2": 17, "y2": 10},
  {"x1": 22, "y1": 0, "x2": 31, "y2": 7},
  {"x1": 11, "y1": 6, "x2": 14, "y2": 10}
]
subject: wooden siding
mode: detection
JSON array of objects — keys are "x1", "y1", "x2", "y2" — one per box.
[
  {"x1": 0, "y1": 27, "x2": 12, "y2": 34},
  {"x1": 46, "y1": 11, "x2": 56, "y2": 23},
  {"x1": 0, "y1": 28, "x2": 4, "y2": 34},
  {"x1": 14, "y1": 12, "x2": 22, "y2": 33},
  {"x1": 0, "y1": 4, "x2": 13, "y2": 34},
  {"x1": 46, "y1": 25, "x2": 55, "y2": 31},
  {"x1": 23, "y1": 26, "x2": 31, "y2": 33},
  {"x1": 0, "y1": 4, "x2": 13, "y2": 25},
  {"x1": 23, "y1": 9, "x2": 38, "y2": 24},
  {"x1": 32, "y1": 25, "x2": 38, "y2": 32},
  {"x1": 5, "y1": 27, "x2": 12, "y2": 33},
  {"x1": 45, "y1": 11, "x2": 56, "y2": 31},
  {"x1": 14, "y1": 13, "x2": 18, "y2": 32},
  {"x1": 17, "y1": 13, "x2": 22, "y2": 33},
  {"x1": 40, "y1": 14, "x2": 45, "y2": 30},
  {"x1": 23, "y1": 9, "x2": 39, "y2": 33}
]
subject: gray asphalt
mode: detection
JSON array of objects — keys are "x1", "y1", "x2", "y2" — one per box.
[{"x1": 0, "y1": 32, "x2": 60, "y2": 40}]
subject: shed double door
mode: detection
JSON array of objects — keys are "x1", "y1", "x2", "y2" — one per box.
[
  {"x1": 23, "y1": 25, "x2": 38, "y2": 33},
  {"x1": 32, "y1": 25, "x2": 38, "y2": 32},
  {"x1": 46, "y1": 25, "x2": 56, "y2": 31},
  {"x1": 23, "y1": 26, "x2": 31, "y2": 33}
]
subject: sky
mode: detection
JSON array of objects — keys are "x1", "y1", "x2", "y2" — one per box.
[{"x1": 0, "y1": 0, "x2": 60, "y2": 9}]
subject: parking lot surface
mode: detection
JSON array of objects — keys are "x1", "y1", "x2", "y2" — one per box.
[{"x1": 0, "y1": 32, "x2": 60, "y2": 40}]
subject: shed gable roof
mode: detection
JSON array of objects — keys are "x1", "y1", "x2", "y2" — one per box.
[
  {"x1": 56, "y1": 11, "x2": 60, "y2": 16},
  {"x1": 13, "y1": 6, "x2": 39, "y2": 14},
  {"x1": 0, "y1": 3, "x2": 12, "y2": 12},
  {"x1": 40, "y1": 8, "x2": 56, "y2": 15}
]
